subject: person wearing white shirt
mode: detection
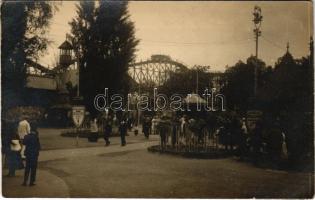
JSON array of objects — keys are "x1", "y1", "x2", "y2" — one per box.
[
  {"x1": 151, "y1": 116, "x2": 157, "y2": 135},
  {"x1": 18, "y1": 117, "x2": 30, "y2": 159},
  {"x1": 89, "y1": 118, "x2": 99, "y2": 142},
  {"x1": 241, "y1": 118, "x2": 248, "y2": 135}
]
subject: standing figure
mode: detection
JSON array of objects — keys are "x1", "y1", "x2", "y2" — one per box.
[
  {"x1": 197, "y1": 119, "x2": 206, "y2": 145},
  {"x1": 18, "y1": 116, "x2": 30, "y2": 159},
  {"x1": 267, "y1": 119, "x2": 283, "y2": 166},
  {"x1": 251, "y1": 120, "x2": 263, "y2": 164},
  {"x1": 119, "y1": 119, "x2": 127, "y2": 146},
  {"x1": 113, "y1": 114, "x2": 118, "y2": 126},
  {"x1": 22, "y1": 124, "x2": 40, "y2": 186},
  {"x1": 218, "y1": 126, "x2": 228, "y2": 150},
  {"x1": 157, "y1": 116, "x2": 170, "y2": 150},
  {"x1": 180, "y1": 115, "x2": 187, "y2": 136},
  {"x1": 238, "y1": 117, "x2": 249, "y2": 160},
  {"x1": 89, "y1": 118, "x2": 99, "y2": 142},
  {"x1": 281, "y1": 132, "x2": 288, "y2": 160},
  {"x1": 127, "y1": 116, "x2": 133, "y2": 131},
  {"x1": 179, "y1": 116, "x2": 187, "y2": 147},
  {"x1": 186, "y1": 118, "x2": 196, "y2": 150},
  {"x1": 151, "y1": 116, "x2": 158, "y2": 135},
  {"x1": 241, "y1": 118, "x2": 249, "y2": 135},
  {"x1": 171, "y1": 117, "x2": 179, "y2": 148},
  {"x1": 103, "y1": 120, "x2": 112, "y2": 146},
  {"x1": 142, "y1": 117, "x2": 150, "y2": 139},
  {"x1": 229, "y1": 116, "x2": 241, "y2": 152},
  {"x1": 6, "y1": 132, "x2": 22, "y2": 177}
]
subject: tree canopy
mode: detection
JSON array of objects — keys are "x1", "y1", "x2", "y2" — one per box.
[
  {"x1": 221, "y1": 56, "x2": 272, "y2": 111},
  {"x1": 221, "y1": 40, "x2": 313, "y2": 161},
  {"x1": 1, "y1": 2, "x2": 57, "y2": 109},
  {"x1": 70, "y1": 1, "x2": 139, "y2": 116},
  {"x1": 159, "y1": 65, "x2": 212, "y2": 97}
]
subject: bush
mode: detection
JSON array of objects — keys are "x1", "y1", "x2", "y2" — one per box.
[{"x1": 5, "y1": 106, "x2": 44, "y2": 122}]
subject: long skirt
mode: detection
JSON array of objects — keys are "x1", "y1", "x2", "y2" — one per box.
[{"x1": 6, "y1": 151, "x2": 23, "y2": 174}]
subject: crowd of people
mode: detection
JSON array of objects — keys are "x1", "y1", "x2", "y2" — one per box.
[
  {"x1": 215, "y1": 116, "x2": 288, "y2": 165},
  {"x1": 132, "y1": 112, "x2": 289, "y2": 167},
  {"x1": 87, "y1": 112, "x2": 134, "y2": 146},
  {"x1": 136, "y1": 114, "x2": 208, "y2": 151}
]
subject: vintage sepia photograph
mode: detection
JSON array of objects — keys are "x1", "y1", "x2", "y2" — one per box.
[{"x1": 1, "y1": 0, "x2": 314, "y2": 198}]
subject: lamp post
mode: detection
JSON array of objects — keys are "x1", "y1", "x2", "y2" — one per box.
[{"x1": 253, "y1": 6, "x2": 263, "y2": 97}]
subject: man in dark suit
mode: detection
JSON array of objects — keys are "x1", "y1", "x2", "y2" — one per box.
[
  {"x1": 103, "y1": 120, "x2": 112, "y2": 146},
  {"x1": 119, "y1": 119, "x2": 127, "y2": 146},
  {"x1": 22, "y1": 125, "x2": 40, "y2": 186}
]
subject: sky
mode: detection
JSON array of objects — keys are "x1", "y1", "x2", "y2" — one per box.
[{"x1": 41, "y1": 1, "x2": 313, "y2": 71}]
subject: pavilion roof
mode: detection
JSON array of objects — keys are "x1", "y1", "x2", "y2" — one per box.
[{"x1": 58, "y1": 40, "x2": 73, "y2": 50}]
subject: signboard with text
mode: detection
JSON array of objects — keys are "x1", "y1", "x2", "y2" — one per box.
[
  {"x1": 72, "y1": 106, "x2": 85, "y2": 127},
  {"x1": 246, "y1": 110, "x2": 263, "y2": 132}
]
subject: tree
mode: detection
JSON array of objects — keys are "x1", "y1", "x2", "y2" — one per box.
[
  {"x1": 262, "y1": 45, "x2": 312, "y2": 114},
  {"x1": 159, "y1": 66, "x2": 211, "y2": 97},
  {"x1": 263, "y1": 42, "x2": 314, "y2": 163},
  {"x1": 1, "y1": 2, "x2": 57, "y2": 109},
  {"x1": 70, "y1": 1, "x2": 139, "y2": 116},
  {"x1": 221, "y1": 56, "x2": 269, "y2": 111}
]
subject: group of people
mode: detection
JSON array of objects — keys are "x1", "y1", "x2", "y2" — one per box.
[
  {"x1": 92, "y1": 110, "x2": 288, "y2": 166},
  {"x1": 216, "y1": 117, "x2": 288, "y2": 165},
  {"x1": 89, "y1": 113, "x2": 131, "y2": 147},
  {"x1": 148, "y1": 112, "x2": 288, "y2": 166},
  {"x1": 4, "y1": 116, "x2": 41, "y2": 186},
  {"x1": 151, "y1": 114, "x2": 206, "y2": 150}
]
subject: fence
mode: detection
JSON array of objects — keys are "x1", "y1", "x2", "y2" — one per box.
[{"x1": 157, "y1": 122, "x2": 220, "y2": 153}]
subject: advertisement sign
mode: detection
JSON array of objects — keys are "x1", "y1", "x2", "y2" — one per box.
[
  {"x1": 246, "y1": 110, "x2": 263, "y2": 132},
  {"x1": 72, "y1": 106, "x2": 85, "y2": 127}
]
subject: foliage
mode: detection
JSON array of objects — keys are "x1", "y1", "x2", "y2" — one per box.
[
  {"x1": 221, "y1": 56, "x2": 271, "y2": 111},
  {"x1": 221, "y1": 39, "x2": 313, "y2": 163},
  {"x1": 263, "y1": 47, "x2": 313, "y2": 161},
  {"x1": 70, "y1": 1, "x2": 139, "y2": 116},
  {"x1": 1, "y1": 2, "x2": 57, "y2": 109},
  {"x1": 159, "y1": 65, "x2": 211, "y2": 96},
  {"x1": 5, "y1": 106, "x2": 45, "y2": 123}
]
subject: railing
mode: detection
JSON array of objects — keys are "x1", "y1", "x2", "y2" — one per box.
[{"x1": 156, "y1": 122, "x2": 220, "y2": 153}]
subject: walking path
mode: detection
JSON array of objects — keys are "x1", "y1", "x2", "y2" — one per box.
[
  {"x1": 2, "y1": 169, "x2": 70, "y2": 197},
  {"x1": 2, "y1": 128, "x2": 313, "y2": 198},
  {"x1": 2, "y1": 128, "x2": 159, "y2": 198},
  {"x1": 39, "y1": 140, "x2": 158, "y2": 162}
]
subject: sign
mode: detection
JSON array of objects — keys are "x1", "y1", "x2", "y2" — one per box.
[
  {"x1": 246, "y1": 110, "x2": 263, "y2": 132},
  {"x1": 72, "y1": 106, "x2": 85, "y2": 127}
]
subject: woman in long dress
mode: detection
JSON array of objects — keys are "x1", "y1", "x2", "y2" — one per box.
[{"x1": 6, "y1": 133, "x2": 22, "y2": 177}]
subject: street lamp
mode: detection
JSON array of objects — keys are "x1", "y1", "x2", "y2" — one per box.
[
  {"x1": 253, "y1": 6, "x2": 263, "y2": 97},
  {"x1": 253, "y1": 6, "x2": 263, "y2": 58}
]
